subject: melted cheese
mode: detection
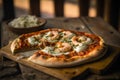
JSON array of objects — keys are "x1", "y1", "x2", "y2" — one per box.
[
  {"x1": 73, "y1": 36, "x2": 92, "y2": 53},
  {"x1": 52, "y1": 52, "x2": 70, "y2": 56},
  {"x1": 41, "y1": 47, "x2": 54, "y2": 54},
  {"x1": 34, "y1": 34, "x2": 41, "y2": 39},
  {"x1": 74, "y1": 45, "x2": 87, "y2": 53},
  {"x1": 85, "y1": 38, "x2": 92, "y2": 44},
  {"x1": 41, "y1": 46, "x2": 71, "y2": 56},
  {"x1": 79, "y1": 36, "x2": 86, "y2": 41},
  {"x1": 28, "y1": 36, "x2": 39, "y2": 45},
  {"x1": 78, "y1": 36, "x2": 92, "y2": 44},
  {"x1": 51, "y1": 52, "x2": 63, "y2": 56},
  {"x1": 63, "y1": 52, "x2": 70, "y2": 55}
]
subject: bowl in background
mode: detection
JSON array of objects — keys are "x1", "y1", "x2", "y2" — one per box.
[{"x1": 7, "y1": 17, "x2": 46, "y2": 34}]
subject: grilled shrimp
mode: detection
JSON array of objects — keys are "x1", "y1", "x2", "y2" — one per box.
[
  {"x1": 42, "y1": 31, "x2": 59, "y2": 42},
  {"x1": 72, "y1": 36, "x2": 81, "y2": 45},
  {"x1": 72, "y1": 36, "x2": 92, "y2": 45},
  {"x1": 62, "y1": 31, "x2": 74, "y2": 38},
  {"x1": 48, "y1": 31, "x2": 59, "y2": 40},
  {"x1": 56, "y1": 42, "x2": 72, "y2": 52}
]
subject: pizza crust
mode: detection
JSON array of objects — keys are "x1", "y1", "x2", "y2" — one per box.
[{"x1": 11, "y1": 37, "x2": 21, "y2": 54}]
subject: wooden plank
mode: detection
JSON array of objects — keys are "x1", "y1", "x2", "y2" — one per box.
[
  {"x1": 0, "y1": 43, "x2": 120, "y2": 80},
  {"x1": 104, "y1": 0, "x2": 111, "y2": 22},
  {"x1": 82, "y1": 17, "x2": 120, "y2": 47},
  {"x1": 0, "y1": 53, "x2": 3, "y2": 69},
  {"x1": 2, "y1": 0, "x2": 15, "y2": 21},
  {"x1": 103, "y1": 0, "x2": 119, "y2": 30},
  {"x1": 29, "y1": 0, "x2": 40, "y2": 17},
  {"x1": 96, "y1": 0, "x2": 105, "y2": 18},
  {"x1": 1, "y1": 22, "x2": 18, "y2": 47},
  {"x1": 45, "y1": 18, "x2": 91, "y2": 33},
  {"x1": 78, "y1": 0, "x2": 90, "y2": 16},
  {"x1": 53, "y1": 0, "x2": 64, "y2": 17},
  {"x1": 0, "y1": 22, "x2": 1, "y2": 47},
  {"x1": 108, "y1": 0, "x2": 119, "y2": 30},
  {"x1": 19, "y1": 64, "x2": 59, "y2": 80}
]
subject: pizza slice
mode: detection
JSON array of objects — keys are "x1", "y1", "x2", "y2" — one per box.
[
  {"x1": 11, "y1": 29, "x2": 60, "y2": 53},
  {"x1": 11, "y1": 32, "x2": 42, "y2": 53}
]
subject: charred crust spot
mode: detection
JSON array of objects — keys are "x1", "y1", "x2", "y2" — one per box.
[
  {"x1": 36, "y1": 53, "x2": 41, "y2": 57},
  {"x1": 42, "y1": 55, "x2": 48, "y2": 59},
  {"x1": 65, "y1": 55, "x2": 71, "y2": 59},
  {"x1": 72, "y1": 71, "x2": 76, "y2": 75},
  {"x1": 65, "y1": 71, "x2": 69, "y2": 74},
  {"x1": 78, "y1": 52, "x2": 85, "y2": 56},
  {"x1": 75, "y1": 27, "x2": 80, "y2": 30}
]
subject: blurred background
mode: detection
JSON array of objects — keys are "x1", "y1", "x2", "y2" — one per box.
[
  {"x1": 0, "y1": 0, "x2": 119, "y2": 30},
  {"x1": 0, "y1": 0, "x2": 96, "y2": 18}
]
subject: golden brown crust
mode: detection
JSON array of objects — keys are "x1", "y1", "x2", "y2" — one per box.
[{"x1": 11, "y1": 36, "x2": 22, "y2": 53}]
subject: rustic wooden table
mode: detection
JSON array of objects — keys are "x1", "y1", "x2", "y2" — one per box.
[{"x1": 0, "y1": 17, "x2": 120, "y2": 80}]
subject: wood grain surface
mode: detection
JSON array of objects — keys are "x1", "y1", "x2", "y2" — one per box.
[
  {"x1": 0, "y1": 17, "x2": 120, "y2": 80},
  {"x1": 0, "y1": 39, "x2": 120, "y2": 80}
]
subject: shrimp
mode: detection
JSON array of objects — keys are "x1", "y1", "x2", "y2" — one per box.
[
  {"x1": 56, "y1": 42, "x2": 72, "y2": 52},
  {"x1": 72, "y1": 36, "x2": 80, "y2": 45},
  {"x1": 50, "y1": 31, "x2": 59, "y2": 40},
  {"x1": 72, "y1": 36, "x2": 92, "y2": 45},
  {"x1": 62, "y1": 31, "x2": 74, "y2": 38},
  {"x1": 42, "y1": 31, "x2": 59, "y2": 42},
  {"x1": 47, "y1": 31, "x2": 59, "y2": 40}
]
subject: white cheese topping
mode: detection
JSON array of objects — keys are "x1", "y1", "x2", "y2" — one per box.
[
  {"x1": 51, "y1": 53, "x2": 63, "y2": 56},
  {"x1": 63, "y1": 52, "x2": 70, "y2": 55},
  {"x1": 34, "y1": 34, "x2": 41, "y2": 39},
  {"x1": 41, "y1": 47, "x2": 54, "y2": 54},
  {"x1": 74, "y1": 45, "x2": 87, "y2": 53},
  {"x1": 42, "y1": 32, "x2": 51, "y2": 40},
  {"x1": 41, "y1": 49, "x2": 49, "y2": 54},
  {"x1": 41, "y1": 46, "x2": 61, "y2": 56},
  {"x1": 46, "y1": 32, "x2": 52, "y2": 36},
  {"x1": 78, "y1": 36, "x2": 93, "y2": 44},
  {"x1": 85, "y1": 38, "x2": 92, "y2": 44},
  {"x1": 27, "y1": 36, "x2": 39, "y2": 46},
  {"x1": 79, "y1": 36, "x2": 86, "y2": 41},
  {"x1": 42, "y1": 31, "x2": 59, "y2": 43},
  {"x1": 52, "y1": 52, "x2": 70, "y2": 56},
  {"x1": 72, "y1": 36, "x2": 92, "y2": 53},
  {"x1": 41, "y1": 46, "x2": 70, "y2": 56}
]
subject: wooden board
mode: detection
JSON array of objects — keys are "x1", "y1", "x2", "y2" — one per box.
[{"x1": 0, "y1": 44, "x2": 120, "y2": 80}]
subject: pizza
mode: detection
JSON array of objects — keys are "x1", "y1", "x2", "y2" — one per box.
[{"x1": 11, "y1": 28, "x2": 105, "y2": 67}]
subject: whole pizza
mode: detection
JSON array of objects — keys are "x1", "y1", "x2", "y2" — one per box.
[{"x1": 11, "y1": 28, "x2": 105, "y2": 67}]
